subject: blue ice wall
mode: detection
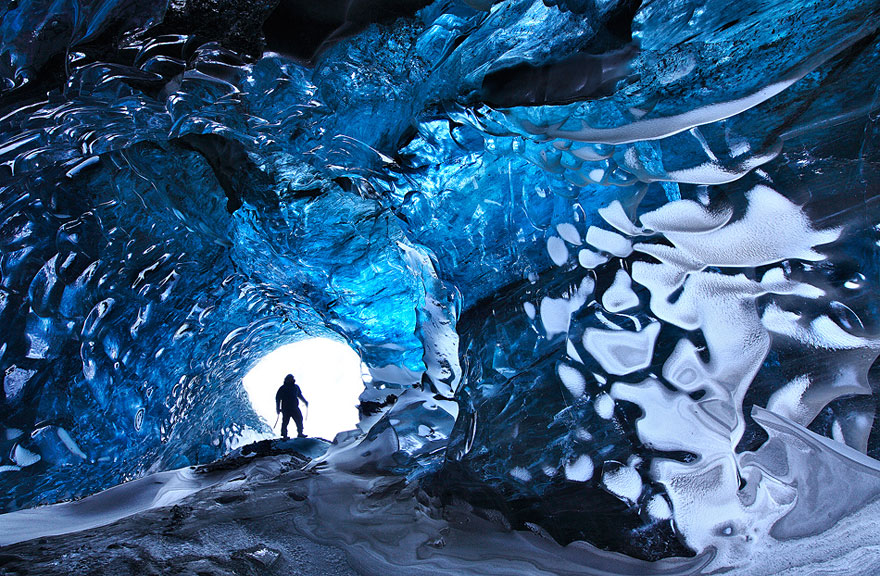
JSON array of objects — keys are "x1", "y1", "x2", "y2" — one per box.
[{"x1": 1, "y1": 0, "x2": 879, "y2": 567}]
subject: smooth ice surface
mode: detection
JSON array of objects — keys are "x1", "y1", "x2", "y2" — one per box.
[
  {"x1": 601, "y1": 269, "x2": 639, "y2": 313},
  {"x1": 1, "y1": 0, "x2": 879, "y2": 570}
]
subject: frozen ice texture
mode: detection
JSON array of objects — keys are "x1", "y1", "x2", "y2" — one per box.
[{"x1": 1, "y1": 0, "x2": 879, "y2": 570}]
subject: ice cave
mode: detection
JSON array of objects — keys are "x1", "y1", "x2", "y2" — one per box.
[{"x1": 0, "y1": 0, "x2": 879, "y2": 573}]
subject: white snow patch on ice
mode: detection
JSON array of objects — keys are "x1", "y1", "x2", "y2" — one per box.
[
  {"x1": 762, "y1": 304, "x2": 875, "y2": 350},
  {"x1": 602, "y1": 464, "x2": 642, "y2": 503},
  {"x1": 12, "y1": 445, "x2": 40, "y2": 467},
  {"x1": 594, "y1": 393, "x2": 615, "y2": 419},
  {"x1": 540, "y1": 278, "x2": 594, "y2": 339},
  {"x1": 599, "y1": 201, "x2": 642, "y2": 236},
  {"x1": 647, "y1": 494, "x2": 673, "y2": 520},
  {"x1": 578, "y1": 249, "x2": 609, "y2": 269},
  {"x1": 57, "y1": 428, "x2": 87, "y2": 460},
  {"x1": 639, "y1": 186, "x2": 840, "y2": 266},
  {"x1": 0, "y1": 463, "x2": 249, "y2": 546},
  {"x1": 557, "y1": 364, "x2": 586, "y2": 397},
  {"x1": 602, "y1": 269, "x2": 639, "y2": 312},
  {"x1": 662, "y1": 339, "x2": 709, "y2": 392},
  {"x1": 556, "y1": 223, "x2": 582, "y2": 245},
  {"x1": 510, "y1": 467, "x2": 532, "y2": 482},
  {"x1": 547, "y1": 236, "x2": 570, "y2": 266},
  {"x1": 564, "y1": 455, "x2": 594, "y2": 482},
  {"x1": 765, "y1": 375, "x2": 811, "y2": 423},
  {"x1": 586, "y1": 226, "x2": 632, "y2": 257},
  {"x1": 639, "y1": 199, "x2": 732, "y2": 234},
  {"x1": 583, "y1": 322, "x2": 661, "y2": 375},
  {"x1": 529, "y1": 78, "x2": 801, "y2": 145}
]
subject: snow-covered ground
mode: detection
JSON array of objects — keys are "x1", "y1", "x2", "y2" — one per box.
[
  {"x1": 2, "y1": 438, "x2": 880, "y2": 576},
  {"x1": 0, "y1": 466, "x2": 241, "y2": 547}
]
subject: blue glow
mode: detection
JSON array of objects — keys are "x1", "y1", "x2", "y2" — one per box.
[{"x1": 1, "y1": 0, "x2": 879, "y2": 567}]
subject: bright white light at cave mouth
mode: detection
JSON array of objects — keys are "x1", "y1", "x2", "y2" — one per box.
[{"x1": 242, "y1": 338, "x2": 365, "y2": 441}]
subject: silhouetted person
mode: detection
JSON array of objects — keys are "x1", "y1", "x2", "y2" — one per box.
[{"x1": 276, "y1": 374, "x2": 309, "y2": 439}]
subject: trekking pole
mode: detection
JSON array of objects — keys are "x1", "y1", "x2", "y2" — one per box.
[{"x1": 273, "y1": 413, "x2": 280, "y2": 429}]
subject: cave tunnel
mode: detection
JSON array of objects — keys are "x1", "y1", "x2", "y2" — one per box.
[{"x1": 1, "y1": 0, "x2": 880, "y2": 573}]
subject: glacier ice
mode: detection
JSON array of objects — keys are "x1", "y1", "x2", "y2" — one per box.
[{"x1": 1, "y1": 0, "x2": 880, "y2": 571}]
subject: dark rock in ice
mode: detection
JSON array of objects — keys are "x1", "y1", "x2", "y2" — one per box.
[
  {"x1": 481, "y1": 46, "x2": 638, "y2": 108},
  {"x1": 153, "y1": 0, "x2": 278, "y2": 59},
  {"x1": 264, "y1": 0, "x2": 433, "y2": 62}
]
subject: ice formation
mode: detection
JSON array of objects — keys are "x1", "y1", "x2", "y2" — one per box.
[{"x1": 1, "y1": 0, "x2": 879, "y2": 571}]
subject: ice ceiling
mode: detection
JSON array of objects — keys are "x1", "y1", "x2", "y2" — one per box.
[{"x1": 1, "y1": 0, "x2": 879, "y2": 567}]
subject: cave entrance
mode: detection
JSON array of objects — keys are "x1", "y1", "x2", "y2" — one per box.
[{"x1": 241, "y1": 337, "x2": 365, "y2": 441}]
